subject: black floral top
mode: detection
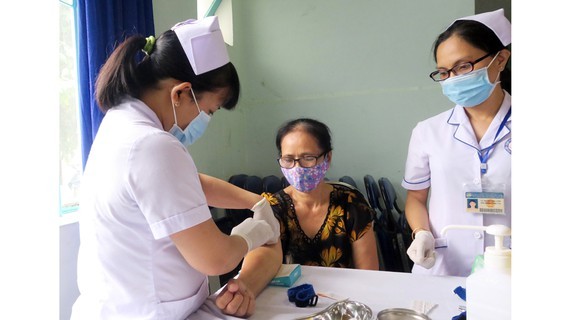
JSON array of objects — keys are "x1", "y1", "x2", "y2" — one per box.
[{"x1": 261, "y1": 183, "x2": 374, "y2": 268}]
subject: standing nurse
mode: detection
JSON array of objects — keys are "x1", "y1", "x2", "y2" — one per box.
[
  {"x1": 402, "y1": 9, "x2": 511, "y2": 277},
  {"x1": 72, "y1": 17, "x2": 280, "y2": 319}
]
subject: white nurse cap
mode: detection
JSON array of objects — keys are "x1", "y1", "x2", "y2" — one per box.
[
  {"x1": 171, "y1": 16, "x2": 230, "y2": 75},
  {"x1": 453, "y1": 8, "x2": 511, "y2": 46}
]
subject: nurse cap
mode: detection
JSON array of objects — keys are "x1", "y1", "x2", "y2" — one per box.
[
  {"x1": 452, "y1": 8, "x2": 511, "y2": 46},
  {"x1": 171, "y1": 16, "x2": 230, "y2": 75}
]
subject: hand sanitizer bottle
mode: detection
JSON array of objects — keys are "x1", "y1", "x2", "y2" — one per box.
[
  {"x1": 467, "y1": 224, "x2": 511, "y2": 320},
  {"x1": 442, "y1": 224, "x2": 511, "y2": 320}
]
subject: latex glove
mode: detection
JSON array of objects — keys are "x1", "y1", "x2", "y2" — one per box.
[
  {"x1": 251, "y1": 198, "x2": 280, "y2": 244},
  {"x1": 231, "y1": 218, "x2": 274, "y2": 252},
  {"x1": 407, "y1": 230, "x2": 436, "y2": 269}
]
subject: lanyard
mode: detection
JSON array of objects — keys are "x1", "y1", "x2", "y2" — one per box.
[{"x1": 478, "y1": 108, "x2": 511, "y2": 174}]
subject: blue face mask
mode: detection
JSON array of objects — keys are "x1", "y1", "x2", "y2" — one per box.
[
  {"x1": 441, "y1": 53, "x2": 500, "y2": 107},
  {"x1": 169, "y1": 89, "x2": 211, "y2": 147}
]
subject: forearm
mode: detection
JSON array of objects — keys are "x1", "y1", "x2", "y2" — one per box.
[
  {"x1": 405, "y1": 189, "x2": 431, "y2": 234},
  {"x1": 199, "y1": 173, "x2": 262, "y2": 209},
  {"x1": 236, "y1": 242, "x2": 283, "y2": 296},
  {"x1": 171, "y1": 220, "x2": 250, "y2": 276}
]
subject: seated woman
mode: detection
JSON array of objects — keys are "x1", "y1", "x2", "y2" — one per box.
[
  {"x1": 263, "y1": 118, "x2": 379, "y2": 269},
  {"x1": 215, "y1": 118, "x2": 379, "y2": 314}
]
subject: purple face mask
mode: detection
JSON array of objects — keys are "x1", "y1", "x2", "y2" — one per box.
[{"x1": 281, "y1": 160, "x2": 330, "y2": 192}]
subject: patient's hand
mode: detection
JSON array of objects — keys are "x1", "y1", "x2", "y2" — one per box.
[{"x1": 215, "y1": 278, "x2": 255, "y2": 318}]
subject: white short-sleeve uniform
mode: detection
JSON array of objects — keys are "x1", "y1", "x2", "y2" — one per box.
[
  {"x1": 402, "y1": 92, "x2": 511, "y2": 277},
  {"x1": 72, "y1": 98, "x2": 213, "y2": 320}
]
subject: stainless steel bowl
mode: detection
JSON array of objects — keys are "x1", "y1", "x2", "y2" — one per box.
[
  {"x1": 376, "y1": 308, "x2": 431, "y2": 320},
  {"x1": 295, "y1": 299, "x2": 373, "y2": 320}
]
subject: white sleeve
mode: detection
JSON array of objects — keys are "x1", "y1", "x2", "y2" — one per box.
[
  {"x1": 127, "y1": 132, "x2": 212, "y2": 239},
  {"x1": 401, "y1": 122, "x2": 431, "y2": 191}
]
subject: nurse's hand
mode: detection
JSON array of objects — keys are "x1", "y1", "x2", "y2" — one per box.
[
  {"x1": 231, "y1": 218, "x2": 274, "y2": 252},
  {"x1": 407, "y1": 230, "x2": 436, "y2": 269},
  {"x1": 251, "y1": 198, "x2": 280, "y2": 244},
  {"x1": 215, "y1": 278, "x2": 255, "y2": 318}
]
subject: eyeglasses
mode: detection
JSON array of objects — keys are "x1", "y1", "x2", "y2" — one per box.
[
  {"x1": 277, "y1": 151, "x2": 328, "y2": 169},
  {"x1": 429, "y1": 52, "x2": 493, "y2": 82}
]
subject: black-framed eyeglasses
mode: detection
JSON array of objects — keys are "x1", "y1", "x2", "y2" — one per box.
[
  {"x1": 429, "y1": 52, "x2": 493, "y2": 82},
  {"x1": 277, "y1": 151, "x2": 328, "y2": 169}
]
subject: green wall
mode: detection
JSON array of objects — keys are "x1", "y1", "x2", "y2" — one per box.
[{"x1": 152, "y1": 0, "x2": 498, "y2": 199}]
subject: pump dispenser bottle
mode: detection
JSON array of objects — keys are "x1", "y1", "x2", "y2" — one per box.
[{"x1": 442, "y1": 224, "x2": 511, "y2": 320}]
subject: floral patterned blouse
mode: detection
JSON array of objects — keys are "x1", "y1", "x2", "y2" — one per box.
[{"x1": 261, "y1": 183, "x2": 375, "y2": 268}]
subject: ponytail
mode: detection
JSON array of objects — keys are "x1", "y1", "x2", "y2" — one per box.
[
  {"x1": 95, "y1": 36, "x2": 146, "y2": 112},
  {"x1": 95, "y1": 30, "x2": 240, "y2": 112}
]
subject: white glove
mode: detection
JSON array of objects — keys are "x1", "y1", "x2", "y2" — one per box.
[
  {"x1": 251, "y1": 198, "x2": 280, "y2": 244},
  {"x1": 407, "y1": 230, "x2": 436, "y2": 269},
  {"x1": 230, "y1": 218, "x2": 274, "y2": 252}
]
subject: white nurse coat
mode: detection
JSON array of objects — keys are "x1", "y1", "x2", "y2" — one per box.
[
  {"x1": 401, "y1": 91, "x2": 511, "y2": 277},
  {"x1": 72, "y1": 98, "x2": 213, "y2": 320}
]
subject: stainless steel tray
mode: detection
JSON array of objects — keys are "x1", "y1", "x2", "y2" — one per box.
[
  {"x1": 295, "y1": 299, "x2": 373, "y2": 320},
  {"x1": 376, "y1": 308, "x2": 431, "y2": 320}
]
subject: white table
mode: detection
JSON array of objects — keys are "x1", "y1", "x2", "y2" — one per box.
[{"x1": 189, "y1": 266, "x2": 466, "y2": 320}]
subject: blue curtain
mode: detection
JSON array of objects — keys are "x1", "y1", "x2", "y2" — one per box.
[{"x1": 76, "y1": 0, "x2": 155, "y2": 169}]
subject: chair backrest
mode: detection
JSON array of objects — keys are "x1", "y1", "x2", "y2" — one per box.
[
  {"x1": 378, "y1": 177, "x2": 395, "y2": 211},
  {"x1": 262, "y1": 175, "x2": 282, "y2": 193},
  {"x1": 228, "y1": 174, "x2": 248, "y2": 189},
  {"x1": 281, "y1": 176, "x2": 290, "y2": 189},
  {"x1": 328, "y1": 181, "x2": 364, "y2": 199},
  {"x1": 339, "y1": 175, "x2": 358, "y2": 189},
  {"x1": 379, "y1": 177, "x2": 404, "y2": 213},
  {"x1": 379, "y1": 177, "x2": 409, "y2": 231},
  {"x1": 363, "y1": 175, "x2": 382, "y2": 214},
  {"x1": 227, "y1": 174, "x2": 252, "y2": 226},
  {"x1": 379, "y1": 177, "x2": 413, "y2": 272},
  {"x1": 244, "y1": 175, "x2": 263, "y2": 195}
]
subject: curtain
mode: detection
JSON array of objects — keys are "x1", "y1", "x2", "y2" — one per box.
[{"x1": 76, "y1": 0, "x2": 155, "y2": 169}]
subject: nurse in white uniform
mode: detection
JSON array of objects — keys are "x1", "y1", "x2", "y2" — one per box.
[
  {"x1": 402, "y1": 9, "x2": 512, "y2": 277},
  {"x1": 72, "y1": 17, "x2": 281, "y2": 319}
]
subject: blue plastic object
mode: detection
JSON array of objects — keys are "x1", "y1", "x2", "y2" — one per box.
[{"x1": 287, "y1": 283, "x2": 318, "y2": 307}]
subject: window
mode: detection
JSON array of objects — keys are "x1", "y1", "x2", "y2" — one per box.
[{"x1": 59, "y1": 0, "x2": 81, "y2": 217}]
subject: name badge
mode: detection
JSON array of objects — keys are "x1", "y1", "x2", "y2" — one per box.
[{"x1": 465, "y1": 192, "x2": 505, "y2": 215}]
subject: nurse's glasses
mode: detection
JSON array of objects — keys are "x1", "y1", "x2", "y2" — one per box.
[{"x1": 429, "y1": 52, "x2": 493, "y2": 81}]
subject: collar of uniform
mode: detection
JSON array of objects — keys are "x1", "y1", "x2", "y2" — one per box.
[
  {"x1": 447, "y1": 90, "x2": 511, "y2": 126},
  {"x1": 114, "y1": 97, "x2": 165, "y2": 130},
  {"x1": 479, "y1": 91, "x2": 511, "y2": 149},
  {"x1": 447, "y1": 90, "x2": 511, "y2": 150}
]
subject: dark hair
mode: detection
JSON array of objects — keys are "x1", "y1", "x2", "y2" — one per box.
[
  {"x1": 95, "y1": 30, "x2": 240, "y2": 112},
  {"x1": 433, "y1": 20, "x2": 511, "y2": 94},
  {"x1": 275, "y1": 118, "x2": 333, "y2": 156}
]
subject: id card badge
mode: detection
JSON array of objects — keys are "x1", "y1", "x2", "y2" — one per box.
[{"x1": 464, "y1": 182, "x2": 506, "y2": 215}]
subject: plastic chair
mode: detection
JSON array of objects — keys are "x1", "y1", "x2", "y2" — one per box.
[
  {"x1": 262, "y1": 175, "x2": 283, "y2": 193},
  {"x1": 226, "y1": 174, "x2": 251, "y2": 226},
  {"x1": 378, "y1": 177, "x2": 413, "y2": 272},
  {"x1": 244, "y1": 175, "x2": 263, "y2": 195},
  {"x1": 339, "y1": 175, "x2": 358, "y2": 189},
  {"x1": 364, "y1": 174, "x2": 409, "y2": 272},
  {"x1": 281, "y1": 176, "x2": 290, "y2": 189},
  {"x1": 363, "y1": 175, "x2": 382, "y2": 215},
  {"x1": 378, "y1": 177, "x2": 409, "y2": 231}
]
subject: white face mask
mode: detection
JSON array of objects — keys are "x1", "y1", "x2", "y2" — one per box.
[{"x1": 169, "y1": 89, "x2": 211, "y2": 147}]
